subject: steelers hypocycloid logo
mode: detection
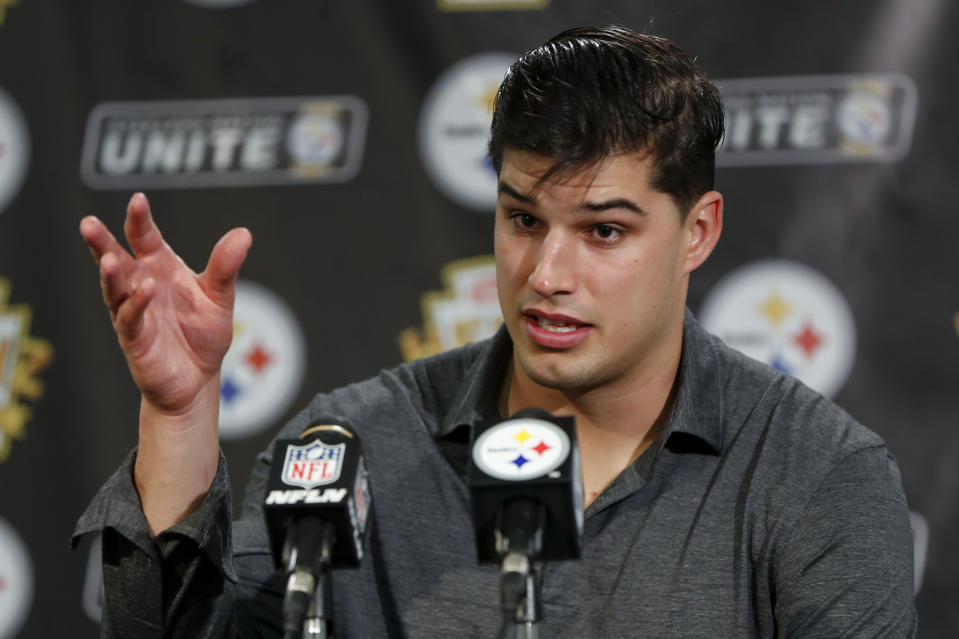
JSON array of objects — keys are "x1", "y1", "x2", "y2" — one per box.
[
  {"x1": 472, "y1": 417, "x2": 570, "y2": 481},
  {"x1": 837, "y1": 90, "x2": 892, "y2": 146},
  {"x1": 0, "y1": 86, "x2": 28, "y2": 216},
  {"x1": 418, "y1": 52, "x2": 515, "y2": 213},
  {"x1": 0, "y1": 516, "x2": 32, "y2": 639},
  {"x1": 219, "y1": 280, "x2": 306, "y2": 439},
  {"x1": 699, "y1": 259, "x2": 856, "y2": 398}
]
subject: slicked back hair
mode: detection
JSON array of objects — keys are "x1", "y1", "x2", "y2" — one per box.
[{"x1": 488, "y1": 26, "x2": 724, "y2": 219}]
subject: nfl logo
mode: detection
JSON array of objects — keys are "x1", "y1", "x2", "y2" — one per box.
[{"x1": 281, "y1": 440, "x2": 345, "y2": 489}]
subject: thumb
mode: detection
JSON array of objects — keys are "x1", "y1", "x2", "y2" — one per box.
[{"x1": 200, "y1": 227, "x2": 253, "y2": 306}]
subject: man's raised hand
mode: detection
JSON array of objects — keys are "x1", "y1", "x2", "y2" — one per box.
[
  {"x1": 79, "y1": 192, "x2": 252, "y2": 415},
  {"x1": 80, "y1": 193, "x2": 253, "y2": 533}
]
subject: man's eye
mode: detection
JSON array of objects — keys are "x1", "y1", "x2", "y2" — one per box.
[
  {"x1": 592, "y1": 224, "x2": 622, "y2": 241},
  {"x1": 513, "y1": 213, "x2": 538, "y2": 229}
]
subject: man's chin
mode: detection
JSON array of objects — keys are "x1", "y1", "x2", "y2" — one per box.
[{"x1": 520, "y1": 354, "x2": 600, "y2": 393}]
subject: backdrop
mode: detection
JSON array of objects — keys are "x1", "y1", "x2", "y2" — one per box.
[{"x1": 0, "y1": 0, "x2": 956, "y2": 636}]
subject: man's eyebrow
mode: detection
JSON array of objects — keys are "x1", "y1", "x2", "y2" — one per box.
[
  {"x1": 582, "y1": 198, "x2": 646, "y2": 216},
  {"x1": 497, "y1": 181, "x2": 534, "y2": 203},
  {"x1": 498, "y1": 181, "x2": 647, "y2": 216}
]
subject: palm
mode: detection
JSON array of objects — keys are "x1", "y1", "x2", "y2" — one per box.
[
  {"x1": 81, "y1": 194, "x2": 252, "y2": 413},
  {"x1": 116, "y1": 249, "x2": 233, "y2": 411}
]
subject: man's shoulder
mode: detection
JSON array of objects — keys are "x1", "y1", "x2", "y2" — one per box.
[
  {"x1": 705, "y1": 330, "x2": 886, "y2": 464},
  {"x1": 701, "y1": 331, "x2": 908, "y2": 542}
]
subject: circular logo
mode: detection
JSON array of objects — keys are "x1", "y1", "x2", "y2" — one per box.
[
  {"x1": 699, "y1": 259, "x2": 857, "y2": 398},
  {"x1": 0, "y1": 516, "x2": 33, "y2": 639},
  {"x1": 472, "y1": 417, "x2": 570, "y2": 481},
  {"x1": 837, "y1": 91, "x2": 892, "y2": 145},
  {"x1": 418, "y1": 52, "x2": 515, "y2": 213},
  {"x1": 219, "y1": 280, "x2": 307, "y2": 439},
  {"x1": 0, "y1": 87, "x2": 30, "y2": 216},
  {"x1": 287, "y1": 108, "x2": 345, "y2": 171}
]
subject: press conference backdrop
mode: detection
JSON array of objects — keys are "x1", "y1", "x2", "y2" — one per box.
[{"x1": 0, "y1": 0, "x2": 955, "y2": 636}]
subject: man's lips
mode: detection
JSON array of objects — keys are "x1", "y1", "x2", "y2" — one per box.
[{"x1": 522, "y1": 311, "x2": 593, "y2": 348}]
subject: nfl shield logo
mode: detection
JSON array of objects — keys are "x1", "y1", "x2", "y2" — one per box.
[{"x1": 281, "y1": 440, "x2": 346, "y2": 489}]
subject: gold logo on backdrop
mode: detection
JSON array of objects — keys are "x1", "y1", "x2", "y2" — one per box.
[
  {"x1": 0, "y1": 0, "x2": 20, "y2": 27},
  {"x1": 0, "y1": 279, "x2": 53, "y2": 461},
  {"x1": 399, "y1": 256, "x2": 502, "y2": 361}
]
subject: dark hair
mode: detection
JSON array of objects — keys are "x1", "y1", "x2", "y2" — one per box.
[{"x1": 488, "y1": 26, "x2": 724, "y2": 217}]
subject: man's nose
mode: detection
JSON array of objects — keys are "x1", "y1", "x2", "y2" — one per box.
[{"x1": 529, "y1": 232, "x2": 576, "y2": 296}]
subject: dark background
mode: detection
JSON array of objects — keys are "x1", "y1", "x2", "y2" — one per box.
[{"x1": 0, "y1": 0, "x2": 955, "y2": 636}]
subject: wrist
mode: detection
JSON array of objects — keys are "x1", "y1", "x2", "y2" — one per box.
[{"x1": 134, "y1": 375, "x2": 222, "y2": 535}]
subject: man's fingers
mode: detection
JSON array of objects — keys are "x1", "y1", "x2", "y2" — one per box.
[
  {"x1": 124, "y1": 192, "x2": 167, "y2": 258},
  {"x1": 80, "y1": 215, "x2": 128, "y2": 266},
  {"x1": 114, "y1": 277, "x2": 156, "y2": 342},
  {"x1": 99, "y1": 252, "x2": 134, "y2": 316},
  {"x1": 200, "y1": 227, "x2": 253, "y2": 304}
]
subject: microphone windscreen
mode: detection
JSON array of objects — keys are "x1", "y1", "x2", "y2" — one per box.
[
  {"x1": 264, "y1": 416, "x2": 372, "y2": 568},
  {"x1": 468, "y1": 410, "x2": 583, "y2": 562}
]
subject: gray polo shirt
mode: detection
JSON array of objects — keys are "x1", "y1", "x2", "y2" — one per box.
[{"x1": 74, "y1": 311, "x2": 917, "y2": 638}]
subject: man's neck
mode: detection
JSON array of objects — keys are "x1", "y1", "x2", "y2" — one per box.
[
  {"x1": 504, "y1": 324, "x2": 682, "y2": 430},
  {"x1": 504, "y1": 330, "x2": 684, "y2": 507}
]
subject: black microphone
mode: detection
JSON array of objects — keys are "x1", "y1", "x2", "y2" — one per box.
[
  {"x1": 469, "y1": 408, "x2": 584, "y2": 562},
  {"x1": 263, "y1": 417, "x2": 372, "y2": 636},
  {"x1": 468, "y1": 407, "x2": 584, "y2": 620}
]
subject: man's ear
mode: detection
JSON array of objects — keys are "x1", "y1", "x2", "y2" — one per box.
[{"x1": 682, "y1": 190, "x2": 723, "y2": 275}]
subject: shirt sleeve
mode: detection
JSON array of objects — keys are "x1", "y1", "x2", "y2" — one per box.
[
  {"x1": 71, "y1": 448, "x2": 270, "y2": 638},
  {"x1": 773, "y1": 445, "x2": 918, "y2": 637}
]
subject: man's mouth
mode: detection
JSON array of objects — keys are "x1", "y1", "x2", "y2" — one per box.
[
  {"x1": 522, "y1": 311, "x2": 593, "y2": 349},
  {"x1": 535, "y1": 317, "x2": 580, "y2": 333}
]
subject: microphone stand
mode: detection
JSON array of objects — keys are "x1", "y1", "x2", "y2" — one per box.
[
  {"x1": 302, "y1": 563, "x2": 332, "y2": 639},
  {"x1": 282, "y1": 517, "x2": 336, "y2": 639},
  {"x1": 497, "y1": 498, "x2": 546, "y2": 639}
]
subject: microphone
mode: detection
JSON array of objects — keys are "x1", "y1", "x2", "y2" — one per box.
[
  {"x1": 263, "y1": 417, "x2": 372, "y2": 637},
  {"x1": 468, "y1": 408, "x2": 584, "y2": 622}
]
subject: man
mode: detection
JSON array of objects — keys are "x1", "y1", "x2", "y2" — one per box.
[{"x1": 74, "y1": 26, "x2": 917, "y2": 637}]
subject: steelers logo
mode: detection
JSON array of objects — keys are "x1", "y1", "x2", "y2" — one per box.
[
  {"x1": 0, "y1": 516, "x2": 32, "y2": 639},
  {"x1": 288, "y1": 112, "x2": 342, "y2": 166},
  {"x1": 699, "y1": 259, "x2": 857, "y2": 398},
  {"x1": 472, "y1": 417, "x2": 570, "y2": 481},
  {"x1": 286, "y1": 97, "x2": 367, "y2": 174},
  {"x1": 219, "y1": 280, "x2": 306, "y2": 439},
  {"x1": 0, "y1": 86, "x2": 29, "y2": 216},
  {"x1": 418, "y1": 52, "x2": 515, "y2": 213},
  {"x1": 837, "y1": 91, "x2": 892, "y2": 146}
]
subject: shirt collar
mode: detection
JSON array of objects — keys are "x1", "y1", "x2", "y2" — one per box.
[
  {"x1": 439, "y1": 324, "x2": 513, "y2": 439},
  {"x1": 661, "y1": 309, "x2": 725, "y2": 456},
  {"x1": 436, "y1": 309, "x2": 726, "y2": 462}
]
